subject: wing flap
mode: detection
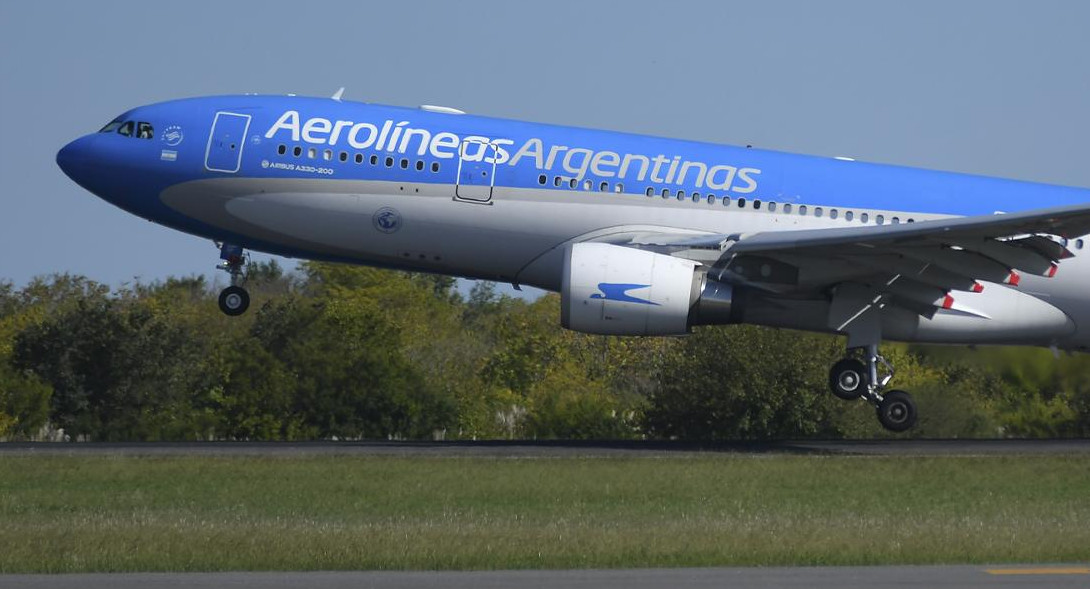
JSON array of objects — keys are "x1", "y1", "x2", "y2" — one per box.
[
  {"x1": 893, "y1": 246, "x2": 1014, "y2": 284},
  {"x1": 947, "y1": 236, "x2": 1060, "y2": 276}
]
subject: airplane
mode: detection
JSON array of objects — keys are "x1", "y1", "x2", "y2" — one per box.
[{"x1": 55, "y1": 90, "x2": 1090, "y2": 432}]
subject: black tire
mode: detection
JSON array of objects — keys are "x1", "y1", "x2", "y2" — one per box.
[
  {"x1": 218, "y1": 286, "x2": 250, "y2": 316},
  {"x1": 877, "y1": 390, "x2": 918, "y2": 432},
  {"x1": 829, "y1": 358, "x2": 867, "y2": 400}
]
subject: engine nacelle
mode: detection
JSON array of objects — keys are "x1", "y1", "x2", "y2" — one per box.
[{"x1": 561, "y1": 243, "x2": 735, "y2": 335}]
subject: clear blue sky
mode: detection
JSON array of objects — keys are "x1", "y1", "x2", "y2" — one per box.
[{"x1": 2, "y1": 0, "x2": 1089, "y2": 293}]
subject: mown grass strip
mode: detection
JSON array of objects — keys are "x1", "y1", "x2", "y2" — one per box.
[{"x1": 0, "y1": 453, "x2": 1087, "y2": 572}]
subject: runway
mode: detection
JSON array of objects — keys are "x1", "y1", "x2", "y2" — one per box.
[
  {"x1": 1, "y1": 438, "x2": 1089, "y2": 457},
  {"x1": 3, "y1": 566, "x2": 1089, "y2": 589}
]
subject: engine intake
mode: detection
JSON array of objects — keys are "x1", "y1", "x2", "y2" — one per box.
[{"x1": 561, "y1": 243, "x2": 735, "y2": 335}]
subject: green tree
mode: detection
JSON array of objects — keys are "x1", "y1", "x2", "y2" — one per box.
[
  {"x1": 248, "y1": 291, "x2": 454, "y2": 439},
  {"x1": 478, "y1": 295, "x2": 642, "y2": 439},
  {"x1": 0, "y1": 364, "x2": 51, "y2": 439},
  {"x1": 12, "y1": 295, "x2": 218, "y2": 441},
  {"x1": 644, "y1": 325, "x2": 846, "y2": 440},
  {"x1": 215, "y1": 339, "x2": 301, "y2": 439}
]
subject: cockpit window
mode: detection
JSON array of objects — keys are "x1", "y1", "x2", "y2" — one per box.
[{"x1": 99, "y1": 119, "x2": 155, "y2": 139}]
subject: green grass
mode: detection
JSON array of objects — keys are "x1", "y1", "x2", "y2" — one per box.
[{"x1": 0, "y1": 453, "x2": 1088, "y2": 572}]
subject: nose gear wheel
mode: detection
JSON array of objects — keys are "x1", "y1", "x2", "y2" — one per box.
[
  {"x1": 215, "y1": 242, "x2": 251, "y2": 316},
  {"x1": 218, "y1": 285, "x2": 250, "y2": 316}
]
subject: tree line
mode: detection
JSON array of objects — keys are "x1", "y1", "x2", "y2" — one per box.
[{"x1": 1, "y1": 261, "x2": 1088, "y2": 441}]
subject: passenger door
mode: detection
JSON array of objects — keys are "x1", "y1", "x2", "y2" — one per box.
[
  {"x1": 455, "y1": 139, "x2": 497, "y2": 203},
  {"x1": 205, "y1": 112, "x2": 251, "y2": 173}
]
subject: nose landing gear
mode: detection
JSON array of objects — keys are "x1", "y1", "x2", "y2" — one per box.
[
  {"x1": 216, "y1": 243, "x2": 250, "y2": 316},
  {"x1": 829, "y1": 344, "x2": 918, "y2": 432}
]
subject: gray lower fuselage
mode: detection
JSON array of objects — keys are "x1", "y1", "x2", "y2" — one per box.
[{"x1": 161, "y1": 176, "x2": 1090, "y2": 351}]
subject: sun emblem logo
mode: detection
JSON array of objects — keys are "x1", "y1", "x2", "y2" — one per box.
[
  {"x1": 372, "y1": 207, "x2": 402, "y2": 234},
  {"x1": 162, "y1": 125, "x2": 184, "y2": 146}
]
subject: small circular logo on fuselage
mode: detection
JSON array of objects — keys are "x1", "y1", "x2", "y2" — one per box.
[
  {"x1": 162, "y1": 125, "x2": 184, "y2": 146},
  {"x1": 372, "y1": 207, "x2": 402, "y2": 233}
]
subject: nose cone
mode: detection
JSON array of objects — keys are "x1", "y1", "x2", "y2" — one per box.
[{"x1": 56, "y1": 135, "x2": 96, "y2": 186}]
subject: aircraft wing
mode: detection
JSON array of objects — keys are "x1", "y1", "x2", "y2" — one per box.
[
  {"x1": 724, "y1": 203, "x2": 1090, "y2": 257},
  {"x1": 713, "y1": 203, "x2": 1090, "y2": 315},
  {"x1": 622, "y1": 203, "x2": 1090, "y2": 319}
]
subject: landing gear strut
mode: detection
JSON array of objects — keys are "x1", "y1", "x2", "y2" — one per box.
[
  {"x1": 829, "y1": 344, "x2": 917, "y2": 432},
  {"x1": 216, "y1": 243, "x2": 250, "y2": 316}
]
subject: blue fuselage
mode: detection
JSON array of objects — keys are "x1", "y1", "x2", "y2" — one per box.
[{"x1": 56, "y1": 95, "x2": 1090, "y2": 348}]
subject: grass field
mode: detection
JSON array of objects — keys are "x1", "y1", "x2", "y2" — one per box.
[{"x1": 0, "y1": 452, "x2": 1088, "y2": 572}]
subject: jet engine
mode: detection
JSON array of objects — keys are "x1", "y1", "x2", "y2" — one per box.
[{"x1": 561, "y1": 242, "x2": 736, "y2": 335}]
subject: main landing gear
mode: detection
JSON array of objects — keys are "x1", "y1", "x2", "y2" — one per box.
[
  {"x1": 829, "y1": 344, "x2": 918, "y2": 432},
  {"x1": 216, "y1": 243, "x2": 250, "y2": 316}
]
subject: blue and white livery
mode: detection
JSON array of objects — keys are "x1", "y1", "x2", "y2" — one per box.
[{"x1": 56, "y1": 91, "x2": 1090, "y2": 431}]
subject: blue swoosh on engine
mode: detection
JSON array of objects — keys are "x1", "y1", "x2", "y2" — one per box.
[{"x1": 590, "y1": 283, "x2": 659, "y2": 305}]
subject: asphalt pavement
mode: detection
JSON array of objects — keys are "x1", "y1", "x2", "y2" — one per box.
[
  {"x1": 1, "y1": 438, "x2": 1089, "y2": 457},
  {"x1": 3, "y1": 565, "x2": 1090, "y2": 589}
]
